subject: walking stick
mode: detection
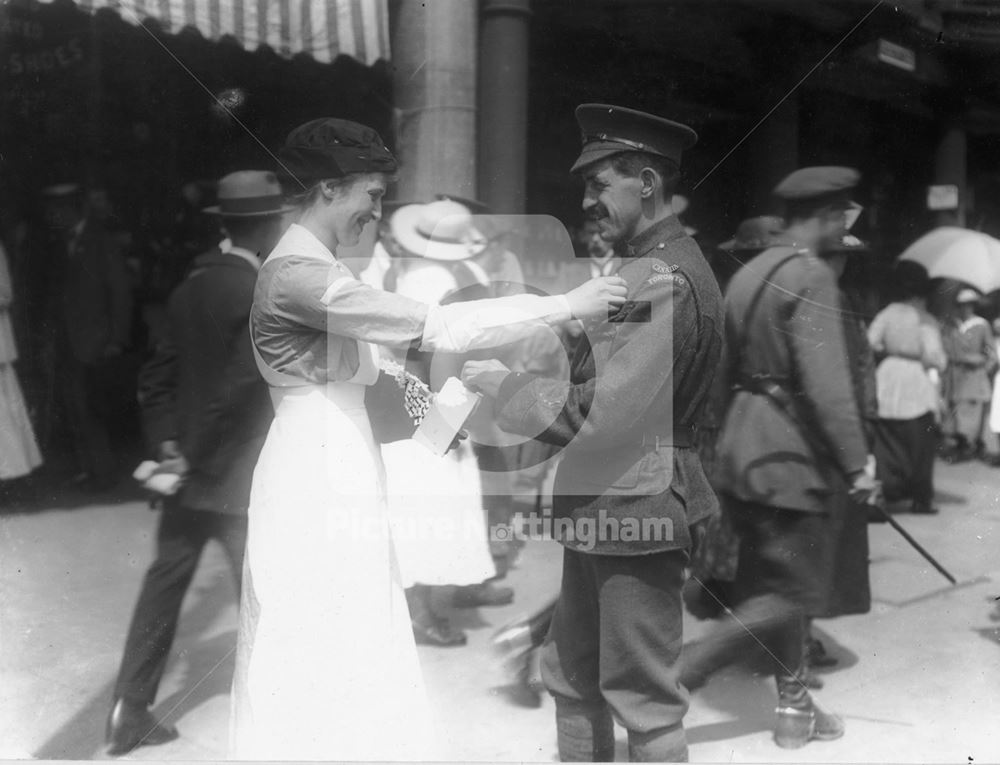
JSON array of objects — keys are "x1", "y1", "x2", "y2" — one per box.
[{"x1": 869, "y1": 502, "x2": 957, "y2": 585}]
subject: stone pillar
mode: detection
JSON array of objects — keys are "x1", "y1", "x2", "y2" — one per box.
[
  {"x1": 933, "y1": 123, "x2": 966, "y2": 227},
  {"x1": 478, "y1": 0, "x2": 532, "y2": 213},
  {"x1": 391, "y1": 0, "x2": 478, "y2": 202}
]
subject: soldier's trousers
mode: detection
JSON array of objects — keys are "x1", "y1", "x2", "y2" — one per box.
[
  {"x1": 680, "y1": 502, "x2": 820, "y2": 701},
  {"x1": 541, "y1": 547, "x2": 689, "y2": 761},
  {"x1": 113, "y1": 504, "x2": 246, "y2": 706}
]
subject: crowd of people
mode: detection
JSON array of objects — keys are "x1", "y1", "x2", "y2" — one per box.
[{"x1": 0, "y1": 102, "x2": 995, "y2": 762}]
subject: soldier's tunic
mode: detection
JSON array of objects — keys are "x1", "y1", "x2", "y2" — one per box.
[
  {"x1": 229, "y1": 223, "x2": 578, "y2": 760},
  {"x1": 715, "y1": 244, "x2": 870, "y2": 617},
  {"x1": 493, "y1": 215, "x2": 723, "y2": 746}
]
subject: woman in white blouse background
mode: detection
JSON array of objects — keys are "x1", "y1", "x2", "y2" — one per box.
[{"x1": 228, "y1": 118, "x2": 626, "y2": 760}]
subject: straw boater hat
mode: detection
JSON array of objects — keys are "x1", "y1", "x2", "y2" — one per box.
[
  {"x1": 203, "y1": 171, "x2": 296, "y2": 217},
  {"x1": 390, "y1": 200, "x2": 487, "y2": 261}
]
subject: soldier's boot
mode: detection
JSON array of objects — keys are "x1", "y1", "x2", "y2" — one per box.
[
  {"x1": 553, "y1": 694, "x2": 615, "y2": 762},
  {"x1": 627, "y1": 723, "x2": 688, "y2": 762},
  {"x1": 773, "y1": 671, "x2": 844, "y2": 749}
]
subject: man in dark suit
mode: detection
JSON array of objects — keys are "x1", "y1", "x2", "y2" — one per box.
[
  {"x1": 683, "y1": 167, "x2": 878, "y2": 749},
  {"x1": 41, "y1": 183, "x2": 133, "y2": 488},
  {"x1": 105, "y1": 171, "x2": 289, "y2": 755},
  {"x1": 463, "y1": 104, "x2": 723, "y2": 762}
]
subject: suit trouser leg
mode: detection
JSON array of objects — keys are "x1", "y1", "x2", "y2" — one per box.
[
  {"x1": 212, "y1": 514, "x2": 248, "y2": 595},
  {"x1": 542, "y1": 548, "x2": 690, "y2": 762},
  {"x1": 113, "y1": 505, "x2": 211, "y2": 705},
  {"x1": 62, "y1": 358, "x2": 116, "y2": 480}
]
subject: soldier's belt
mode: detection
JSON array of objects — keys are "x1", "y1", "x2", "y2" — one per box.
[{"x1": 639, "y1": 424, "x2": 696, "y2": 450}]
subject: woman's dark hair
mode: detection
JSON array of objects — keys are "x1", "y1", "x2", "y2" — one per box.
[{"x1": 893, "y1": 260, "x2": 931, "y2": 300}]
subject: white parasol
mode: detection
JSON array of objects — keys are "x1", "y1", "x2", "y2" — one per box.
[{"x1": 898, "y1": 227, "x2": 1000, "y2": 295}]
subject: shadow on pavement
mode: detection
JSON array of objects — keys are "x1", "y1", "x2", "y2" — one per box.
[
  {"x1": 686, "y1": 672, "x2": 775, "y2": 745},
  {"x1": 33, "y1": 572, "x2": 236, "y2": 759}
]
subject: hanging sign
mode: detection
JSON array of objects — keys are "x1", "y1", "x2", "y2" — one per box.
[{"x1": 927, "y1": 184, "x2": 959, "y2": 211}]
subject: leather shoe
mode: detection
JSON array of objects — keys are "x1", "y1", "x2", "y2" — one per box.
[
  {"x1": 910, "y1": 501, "x2": 939, "y2": 515},
  {"x1": 452, "y1": 582, "x2": 514, "y2": 608},
  {"x1": 412, "y1": 617, "x2": 467, "y2": 647},
  {"x1": 106, "y1": 698, "x2": 178, "y2": 756}
]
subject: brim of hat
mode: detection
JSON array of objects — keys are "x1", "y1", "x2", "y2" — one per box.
[
  {"x1": 202, "y1": 204, "x2": 297, "y2": 217},
  {"x1": 570, "y1": 142, "x2": 635, "y2": 174},
  {"x1": 391, "y1": 204, "x2": 487, "y2": 261}
]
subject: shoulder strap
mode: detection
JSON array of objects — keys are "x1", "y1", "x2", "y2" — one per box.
[{"x1": 733, "y1": 249, "x2": 802, "y2": 369}]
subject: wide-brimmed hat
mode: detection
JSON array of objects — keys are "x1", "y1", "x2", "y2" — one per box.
[
  {"x1": 719, "y1": 216, "x2": 786, "y2": 252},
  {"x1": 390, "y1": 200, "x2": 487, "y2": 261},
  {"x1": 203, "y1": 171, "x2": 296, "y2": 217}
]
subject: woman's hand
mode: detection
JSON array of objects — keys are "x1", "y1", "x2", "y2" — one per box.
[
  {"x1": 565, "y1": 276, "x2": 628, "y2": 322},
  {"x1": 461, "y1": 359, "x2": 511, "y2": 398}
]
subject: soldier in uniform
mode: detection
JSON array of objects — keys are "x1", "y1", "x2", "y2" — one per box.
[
  {"x1": 463, "y1": 103, "x2": 723, "y2": 762},
  {"x1": 681, "y1": 167, "x2": 879, "y2": 749}
]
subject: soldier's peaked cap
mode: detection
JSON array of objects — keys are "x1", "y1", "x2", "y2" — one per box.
[
  {"x1": 773, "y1": 166, "x2": 860, "y2": 201},
  {"x1": 571, "y1": 104, "x2": 698, "y2": 174}
]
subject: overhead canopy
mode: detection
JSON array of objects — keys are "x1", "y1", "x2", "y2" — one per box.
[{"x1": 39, "y1": 0, "x2": 389, "y2": 64}]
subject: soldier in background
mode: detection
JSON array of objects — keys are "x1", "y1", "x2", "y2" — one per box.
[{"x1": 683, "y1": 167, "x2": 878, "y2": 749}]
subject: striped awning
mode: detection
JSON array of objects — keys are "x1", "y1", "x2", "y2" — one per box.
[{"x1": 43, "y1": 0, "x2": 389, "y2": 65}]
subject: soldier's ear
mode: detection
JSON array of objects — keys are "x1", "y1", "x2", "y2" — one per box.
[{"x1": 639, "y1": 167, "x2": 658, "y2": 199}]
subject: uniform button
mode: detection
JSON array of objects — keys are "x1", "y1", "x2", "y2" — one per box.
[{"x1": 657, "y1": 242, "x2": 665, "y2": 249}]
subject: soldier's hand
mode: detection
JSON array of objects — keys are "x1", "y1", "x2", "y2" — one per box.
[
  {"x1": 848, "y1": 470, "x2": 881, "y2": 507},
  {"x1": 445, "y1": 429, "x2": 469, "y2": 455},
  {"x1": 461, "y1": 359, "x2": 510, "y2": 398},
  {"x1": 565, "y1": 276, "x2": 628, "y2": 321}
]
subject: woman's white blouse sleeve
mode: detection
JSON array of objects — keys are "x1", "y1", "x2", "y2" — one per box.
[{"x1": 421, "y1": 295, "x2": 572, "y2": 352}]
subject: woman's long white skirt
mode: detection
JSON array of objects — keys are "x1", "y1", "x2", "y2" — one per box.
[
  {"x1": 0, "y1": 363, "x2": 41, "y2": 480},
  {"x1": 229, "y1": 383, "x2": 433, "y2": 760}
]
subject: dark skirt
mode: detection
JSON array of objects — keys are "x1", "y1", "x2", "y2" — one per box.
[{"x1": 872, "y1": 413, "x2": 937, "y2": 506}]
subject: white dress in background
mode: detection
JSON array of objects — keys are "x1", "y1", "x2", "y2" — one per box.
[
  {"x1": 0, "y1": 243, "x2": 41, "y2": 479},
  {"x1": 383, "y1": 258, "x2": 495, "y2": 590},
  {"x1": 229, "y1": 224, "x2": 572, "y2": 760}
]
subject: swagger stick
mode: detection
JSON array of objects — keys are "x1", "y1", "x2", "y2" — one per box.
[{"x1": 869, "y1": 503, "x2": 957, "y2": 585}]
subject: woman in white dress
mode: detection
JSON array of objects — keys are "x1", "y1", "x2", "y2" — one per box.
[
  {"x1": 382, "y1": 200, "x2": 502, "y2": 647},
  {"x1": 228, "y1": 118, "x2": 626, "y2": 760},
  {"x1": 0, "y1": 239, "x2": 42, "y2": 483}
]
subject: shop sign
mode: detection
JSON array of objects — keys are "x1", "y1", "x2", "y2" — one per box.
[
  {"x1": 877, "y1": 39, "x2": 916, "y2": 72},
  {"x1": 927, "y1": 184, "x2": 960, "y2": 211}
]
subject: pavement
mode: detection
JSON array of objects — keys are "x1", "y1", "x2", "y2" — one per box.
[{"x1": 2, "y1": 457, "x2": 999, "y2": 763}]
